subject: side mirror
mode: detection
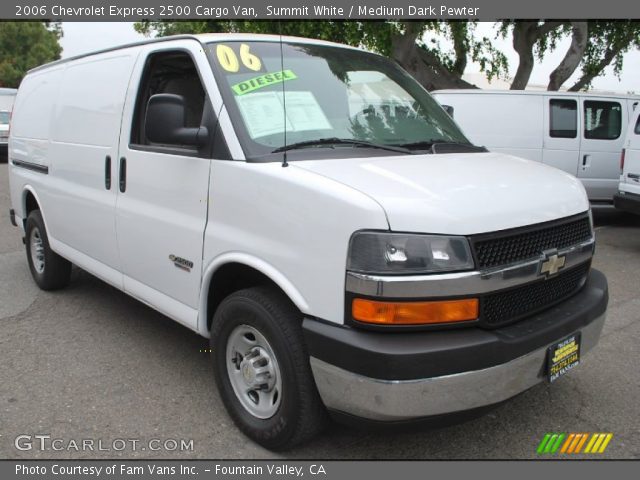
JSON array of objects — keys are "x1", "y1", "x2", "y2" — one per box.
[
  {"x1": 145, "y1": 94, "x2": 208, "y2": 147},
  {"x1": 442, "y1": 105, "x2": 454, "y2": 118}
]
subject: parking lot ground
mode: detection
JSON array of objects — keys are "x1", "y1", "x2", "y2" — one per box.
[{"x1": 1, "y1": 163, "x2": 639, "y2": 459}]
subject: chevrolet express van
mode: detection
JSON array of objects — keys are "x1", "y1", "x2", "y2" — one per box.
[
  {"x1": 8, "y1": 34, "x2": 608, "y2": 450},
  {"x1": 614, "y1": 107, "x2": 640, "y2": 214},
  {"x1": 433, "y1": 90, "x2": 639, "y2": 204}
]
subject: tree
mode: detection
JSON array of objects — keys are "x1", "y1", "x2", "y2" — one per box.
[
  {"x1": 499, "y1": 21, "x2": 565, "y2": 90},
  {"x1": 568, "y1": 21, "x2": 640, "y2": 91},
  {"x1": 0, "y1": 22, "x2": 62, "y2": 88},
  {"x1": 134, "y1": 20, "x2": 508, "y2": 91},
  {"x1": 501, "y1": 20, "x2": 640, "y2": 91}
]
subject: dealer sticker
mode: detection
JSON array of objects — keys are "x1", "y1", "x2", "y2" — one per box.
[
  {"x1": 231, "y1": 70, "x2": 297, "y2": 96},
  {"x1": 548, "y1": 332, "x2": 581, "y2": 383}
]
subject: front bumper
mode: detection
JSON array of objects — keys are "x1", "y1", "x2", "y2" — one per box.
[
  {"x1": 614, "y1": 191, "x2": 640, "y2": 215},
  {"x1": 303, "y1": 269, "x2": 608, "y2": 421}
]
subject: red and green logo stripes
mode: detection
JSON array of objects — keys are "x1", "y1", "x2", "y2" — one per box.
[{"x1": 537, "y1": 433, "x2": 613, "y2": 454}]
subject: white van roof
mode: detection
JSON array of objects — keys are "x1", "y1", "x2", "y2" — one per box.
[
  {"x1": 434, "y1": 89, "x2": 640, "y2": 100},
  {"x1": 29, "y1": 33, "x2": 364, "y2": 75},
  {"x1": 0, "y1": 88, "x2": 17, "y2": 96}
]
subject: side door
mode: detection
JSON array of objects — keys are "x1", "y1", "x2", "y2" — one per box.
[
  {"x1": 578, "y1": 97, "x2": 626, "y2": 202},
  {"x1": 115, "y1": 42, "x2": 220, "y2": 329},
  {"x1": 46, "y1": 51, "x2": 138, "y2": 288},
  {"x1": 543, "y1": 96, "x2": 581, "y2": 178}
]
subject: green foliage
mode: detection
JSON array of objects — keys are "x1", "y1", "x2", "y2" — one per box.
[
  {"x1": 428, "y1": 22, "x2": 508, "y2": 81},
  {"x1": 576, "y1": 21, "x2": 640, "y2": 89},
  {"x1": 534, "y1": 24, "x2": 570, "y2": 62},
  {"x1": 498, "y1": 21, "x2": 568, "y2": 61},
  {"x1": 0, "y1": 22, "x2": 62, "y2": 88}
]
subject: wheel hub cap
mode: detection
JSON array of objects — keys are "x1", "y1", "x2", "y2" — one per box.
[
  {"x1": 30, "y1": 227, "x2": 45, "y2": 274},
  {"x1": 226, "y1": 325, "x2": 282, "y2": 419},
  {"x1": 238, "y1": 347, "x2": 277, "y2": 390}
]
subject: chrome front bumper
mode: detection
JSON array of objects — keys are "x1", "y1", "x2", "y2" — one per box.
[{"x1": 310, "y1": 313, "x2": 605, "y2": 421}]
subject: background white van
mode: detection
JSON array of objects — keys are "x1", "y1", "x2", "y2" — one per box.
[
  {"x1": 614, "y1": 107, "x2": 640, "y2": 214},
  {"x1": 433, "y1": 90, "x2": 639, "y2": 204},
  {"x1": 0, "y1": 88, "x2": 17, "y2": 162}
]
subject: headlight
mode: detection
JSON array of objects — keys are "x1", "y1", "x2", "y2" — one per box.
[{"x1": 347, "y1": 231, "x2": 474, "y2": 275}]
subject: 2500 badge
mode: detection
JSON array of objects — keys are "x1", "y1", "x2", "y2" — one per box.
[{"x1": 169, "y1": 255, "x2": 194, "y2": 273}]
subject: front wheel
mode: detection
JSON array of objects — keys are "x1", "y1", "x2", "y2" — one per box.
[{"x1": 210, "y1": 287, "x2": 326, "y2": 450}]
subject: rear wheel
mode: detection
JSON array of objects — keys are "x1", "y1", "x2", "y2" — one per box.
[
  {"x1": 25, "y1": 210, "x2": 71, "y2": 290},
  {"x1": 210, "y1": 287, "x2": 326, "y2": 450}
]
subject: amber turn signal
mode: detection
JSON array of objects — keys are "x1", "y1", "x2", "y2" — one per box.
[{"x1": 352, "y1": 298, "x2": 479, "y2": 325}]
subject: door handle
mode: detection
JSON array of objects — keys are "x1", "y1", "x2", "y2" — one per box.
[
  {"x1": 105, "y1": 155, "x2": 111, "y2": 190},
  {"x1": 582, "y1": 154, "x2": 591, "y2": 168},
  {"x1": 119, "y1": 157, "x2": 127, "y2": 193}
]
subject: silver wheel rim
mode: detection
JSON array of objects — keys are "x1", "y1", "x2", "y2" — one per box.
[
  {"x1": 30, "y1": 227, "x2": 45, "y2": 274},
  {"x1": 226, "y1": 324, "x2": 282, "y2": 419}
]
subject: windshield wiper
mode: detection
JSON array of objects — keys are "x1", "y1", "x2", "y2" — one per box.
[
  {"x1": 400, "y1": 140, "x2": 487, "y2": 153},
  {"x1": 272, "y1": 137, "x2": 413, "y2": 155}
]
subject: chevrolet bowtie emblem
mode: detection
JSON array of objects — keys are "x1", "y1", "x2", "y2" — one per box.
[{"x1": 540, "y1": 253, "x2": 566, "y2": 277}]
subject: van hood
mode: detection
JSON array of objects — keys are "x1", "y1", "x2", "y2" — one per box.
[{"x1": 293, "y1": 152, "x2": 589, "y2": 235}]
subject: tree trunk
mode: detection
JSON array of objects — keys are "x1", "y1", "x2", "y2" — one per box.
[
  {"x1": 568, "y1": 46, "x2": 620, "y2": 91},
  {"x1": 547, "y1": 22, "x2": 589, "y2": 91},
  {"x1": 510, "y1": 51, "x2": 535, "y2": 90},
  {"x1": 510, "y1": 22, "x2": 534, "y2": 89},
  {"x1": 510, "y1": 21, "x2": 563, "y2": 90}
]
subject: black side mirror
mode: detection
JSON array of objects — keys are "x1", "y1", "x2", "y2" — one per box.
[
  {"x1": 442, "y1": 105, "x2": 454, "y2": 118},
  {"x1": 145, "y1": 94, "x2": 208, "y2": 147}
]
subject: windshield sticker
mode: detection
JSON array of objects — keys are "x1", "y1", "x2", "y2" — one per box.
[
  {"x1": 235, "y1": 91, "x2": 332, "y2": 139},
  {"x1": 216, "y1": 43, "x2": 264, "y2": 73},
  {"x1": 231, "y1": 70, "x2": 297, "y2": 96},
  {"x1": 279, "y1": 91, "x2": 332, "y2": 132},
  {"x1": 236, "y1": 92, "x2": 290, "y2": 138}
]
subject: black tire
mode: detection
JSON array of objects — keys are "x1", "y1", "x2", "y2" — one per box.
[
  {"x1": 25, "y1": 210, "x2": 71, "y2": 291},
  {"x1": 210, "y1": 286, "x2": 327, "y2": 450}
]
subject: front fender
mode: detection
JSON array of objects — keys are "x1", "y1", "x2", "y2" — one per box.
[{"x1": 197, "y1": 252, "x2": 310, "y2": 337}]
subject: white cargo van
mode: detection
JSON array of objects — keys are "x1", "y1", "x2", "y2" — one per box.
[
  {"x1": 433, "y1": 90, "x2": 639, "y2": 204},
  {"x1": 0, "y1": 88, "x2": 17, "y2": 161},
  {"x1": 8, "y1": 34, "x2": 608, "y2": 450},
  {"x1": 614, "y1": 107, "x2": 640, "y2": 214}
]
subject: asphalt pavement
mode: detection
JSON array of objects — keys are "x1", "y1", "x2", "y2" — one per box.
[{"x1": 1, "y1": 163, "x2": 639, "y2": 459}]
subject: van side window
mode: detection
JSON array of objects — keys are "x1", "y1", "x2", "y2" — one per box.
[
  {"x1": 584, "y1": 101, "x2": 622, "y2": 140},
  {"x1": 549, "y1": 99, "x2": 577, "y2": 138},
  {"x1": 130, "y1": 50, "x2": 206, "y2": 149}
]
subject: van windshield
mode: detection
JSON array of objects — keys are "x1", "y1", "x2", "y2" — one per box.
[
  {"x1": 207, "y1": 41, "x2": 472, "y2": 161},
  {"x1": 0, "y1": 111, "x2": 9, "y2": 125}
]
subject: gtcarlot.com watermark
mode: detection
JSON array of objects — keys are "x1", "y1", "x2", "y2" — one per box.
[{"x1": 14, "y1": 434, "x2": 194, "y2": 452}]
